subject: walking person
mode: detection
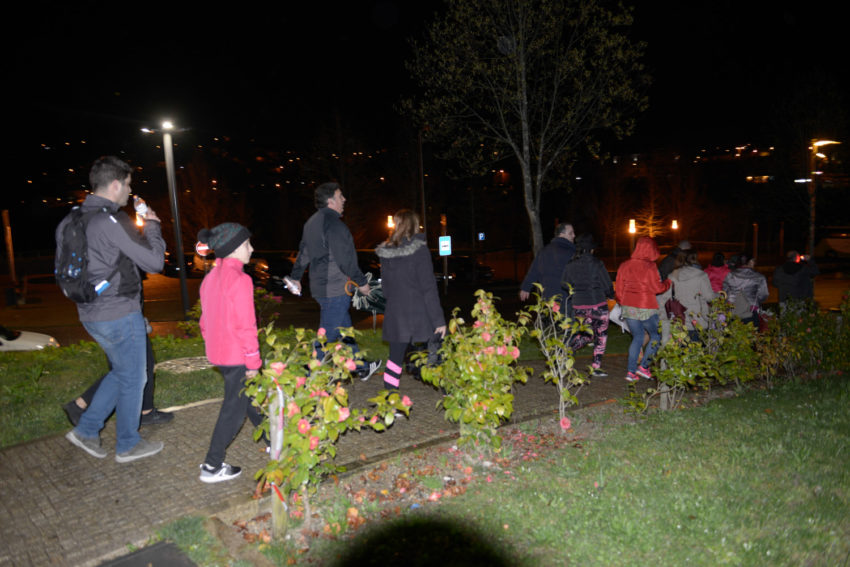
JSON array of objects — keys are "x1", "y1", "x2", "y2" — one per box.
[
  {"x1": 57, "y1": 156, "x2": 166, "y2": 462},
  {"x1": 62, "y1": 265, "x2": 172, "y2": 427},
  {"x1": 659, "y1": 249, "x2": 717, "y2": 341},
  {"x1": 723, "y1": 253, "x2": 768, "y2": 327},
  {"x1": 773, "y1": 250, "x2": 819, "y2": 303},
  {"x1": 196, "y1": 222, "x2": 265, "y2": 483},
  {"x1": 519, "y1": 222, "x2": 576, "y2": 304},
  {"x1": 560, "y1": 234, "x2": 614, "y2": 377},
  {"x1": 287, "y1": 182, "x2": 382, "y2": 380},
  {"x1": 375, "y1": 209, "x2": 447, "y2": 392},
  {"x1": 615, "y1": 236, "x2": 671, "y2": 382}
]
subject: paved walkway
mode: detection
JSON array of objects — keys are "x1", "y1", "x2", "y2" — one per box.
[{"x1": 0, "y1": 348, "x2": 645, "y2": 566}]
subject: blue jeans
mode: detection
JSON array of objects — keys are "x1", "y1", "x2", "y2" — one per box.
[
  {"x1": 315, "y1": 295, "x2": 360, "y2": 356},
  {"x1": 625, "y1": 314, "x2": 660, "y2": 374},
  {"x1": 76, "y1": 312, "x2": 147, "y2": 453}
]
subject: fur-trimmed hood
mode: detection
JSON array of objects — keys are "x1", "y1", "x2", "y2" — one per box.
[{"x1": 375, "y1": 234, "x2": 427, "y2": 259}]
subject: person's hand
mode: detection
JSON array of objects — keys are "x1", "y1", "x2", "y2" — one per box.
[
  {"x1": 435, "y1": 325, "x2": 447, "y2": 338},
  {"x1": 245, "y1": 369, "x2": 258, "y2": 378},
  {"x1": 519, "y1": 290, "x2": 530, "y2": 301},
  {"x1": 144, "y1": 207, "x2": 161, "y2": 223},
  {"x1": 358, "y1": 283, "x2": 371, "y2": 295}
]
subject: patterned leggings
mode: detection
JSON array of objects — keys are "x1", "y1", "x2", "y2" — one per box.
[{"x1": 569, "y1": 304, "x2": 610, "y2": 368}]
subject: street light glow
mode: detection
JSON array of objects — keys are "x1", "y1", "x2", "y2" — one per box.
[
  {"x1": 671, "y1": 219, "x2": 678, "y2": 230},
  {"x1": 162, "y1": 120, "x2": 174, "y2": 130},
  {"x1": 628, "y1": 219, "x2": 636, "y2": 234}
]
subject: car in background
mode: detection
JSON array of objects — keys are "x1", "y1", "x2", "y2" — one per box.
[
  {"x1": 815, "y1": 228, "x2": 850, "y2": 259},
  {"x1": 0, "y1": 325, "x2": 60, "y2": 351},
  {"x1": 433, "y1": 255, "x2": 495, "y2": 284},
  {"x1": 163, "y1": 250, "x2": 270, "y2": 289}
]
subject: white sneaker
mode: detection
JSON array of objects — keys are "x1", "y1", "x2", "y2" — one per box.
[
  {"x1": 359, "y1": 359, "x2": 383, "y2": 381},
  {"x1": 199, "y1": 462, "x2": 242, "y2": 483}
]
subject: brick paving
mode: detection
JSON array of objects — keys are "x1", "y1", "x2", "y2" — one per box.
[{"x1": 0, "y1": 351, "x2": 645, "y2": 567}]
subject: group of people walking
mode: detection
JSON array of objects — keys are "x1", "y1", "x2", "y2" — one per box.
[
  {"x1": 522, "y1": 231, "x2": 820, "y2": 384},
  {"x1": 57, "y1": 156, "x2": 822, "y2": 482},
  {"x1": 57, "y1": 161, "x2": 445, "y2": 484}
]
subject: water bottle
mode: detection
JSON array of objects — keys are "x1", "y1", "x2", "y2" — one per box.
[
  {"x1": 283, "y1": 276, "x2": 301, "y2": 296},
  {"x1": 133, "y1": 195, "x2": 148, "y2": 216}
]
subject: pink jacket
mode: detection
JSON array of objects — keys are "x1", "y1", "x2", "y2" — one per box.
[
  {"x1": 199, "y1": 257, "x2": 261, "y2": 370},
  {"x1": 704, "y1": 264, "x2": 730, "y2": 293}
]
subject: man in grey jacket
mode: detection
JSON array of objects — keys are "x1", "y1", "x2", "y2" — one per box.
[
  {"x1": 56, "y1": 156, "x2": 166, "y2": 462},
  {"x1": 288, "y1": 182, "x2": 381, "y2": 380}
]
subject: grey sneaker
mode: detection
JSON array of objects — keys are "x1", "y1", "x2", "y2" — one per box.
[
  {"x1": 115, "y1": 438, "x2": 164, "y2": 463},
  {"x1": 65, "y1": 430, "x2": 107, "y2": 459}
]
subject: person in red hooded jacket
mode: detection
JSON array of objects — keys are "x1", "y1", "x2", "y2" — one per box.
[{"x1": 615, "y1": 236, "x2": 672, "y2": 382}]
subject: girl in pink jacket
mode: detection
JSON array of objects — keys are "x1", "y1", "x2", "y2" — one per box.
[{"x1": 197, "y1": 222, "x2": 263, "y2": 483}]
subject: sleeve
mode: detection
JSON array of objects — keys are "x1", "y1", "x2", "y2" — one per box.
[
  {"x1": 98, "y1": 214, "x2": 166, "y2": 273},
  {"x1": 700, "y1": 273, "x2": 717, "y2": 302},
  {"x1": 232, "y1": 274, "x2": 261, "y2": 370},
  {"x1": 598, "y1": 261, "x2": 615, "y2": 299},
  {"x1": 289, "y1": 238, "x2": 310, "y2": 281},
  {"x1": 650, "y1": 267, "x2": 672, "y2": 294},
  {"x1": 757, "y1": 276, "x2": 769, "y2": 304},
  {"x1": 414, "y1": 247, "x2": 445, "y2": 328},
  {"x1": 521, "y1": 255, "x2": 542, "y2": 293},
  {"x1": 328, "y1": 222, "x2": 367, "y2": 286}
]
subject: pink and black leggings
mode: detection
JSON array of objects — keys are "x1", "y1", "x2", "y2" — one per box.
[{"x1": 382, "y1": 342, "x2": 410, "y2": 389}]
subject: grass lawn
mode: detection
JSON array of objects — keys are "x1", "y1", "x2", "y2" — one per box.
[{"x1": 271, "y1": 372, "x2": 848, "y2": 566}]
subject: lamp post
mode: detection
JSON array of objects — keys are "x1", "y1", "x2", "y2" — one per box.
[
  {"x1": 142, "y1": 121, "x2": 190, "y2": 319},
  {"x1": 808, "y1": 139, "x2": 841, "y2": 258},
  {"x1": 628, "y1": 218, "x2": 636, "y2": 252}
]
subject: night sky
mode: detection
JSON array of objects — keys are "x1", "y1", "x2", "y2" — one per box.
[{"x1": 14, "y1": 1, "x2": 846, "y2": 152}]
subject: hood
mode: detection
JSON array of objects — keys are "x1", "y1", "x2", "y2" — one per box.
[
  {"x1": 375, "y1": 233, "x2": 427, "y2": 259},
  {"x1": 631, "y1": 236, "x2": 660, "y2": 262},
  {"x1": 672, "y1": 265, "x2": 704, "y2": 282}
]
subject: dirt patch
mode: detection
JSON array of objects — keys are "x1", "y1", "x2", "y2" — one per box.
[{"x1": 219, "y1": 384, "x2": 736, "y2": 560}]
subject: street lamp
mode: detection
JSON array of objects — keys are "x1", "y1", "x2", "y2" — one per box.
[
  {"x1": 628, "y1": 218, "x2": 636, "y2": 251},
  {"x1": 141, "y1": 120, "x2": 190, "y2": 319},
  {"x1": 808, "y1": 139, "x2": 841, "y2": 258}
]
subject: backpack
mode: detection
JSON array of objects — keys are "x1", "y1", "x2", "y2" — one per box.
[{"x1": 55, "y1": 206, "x2": 118, "y2": 303}]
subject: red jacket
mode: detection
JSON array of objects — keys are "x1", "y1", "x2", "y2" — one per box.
[
  {"x1": 615, "y1": 237, "x2": 671, "y2": 309},
  {"x1": 199, "y1": 257, "x2": 261, "y2": 370}
]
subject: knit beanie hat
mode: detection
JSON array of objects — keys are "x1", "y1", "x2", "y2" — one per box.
[{"x1": 197, "y1": 222, "x2": 251, "y2": 258}]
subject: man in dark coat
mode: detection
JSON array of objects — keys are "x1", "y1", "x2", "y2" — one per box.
[
  {"x1": 519, "y1": 222, "x2": 575, "y2": 303},
  {"x1": 773, "y1": 250, "x2": 819, "y2": 303},
  {"x1": 288, "y1": 182, "x2": 381, "y2": 380}
]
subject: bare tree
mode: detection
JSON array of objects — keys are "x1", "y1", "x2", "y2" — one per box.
[{"x1": 403, "y1": 0, "x2": 648, "y2": 253}]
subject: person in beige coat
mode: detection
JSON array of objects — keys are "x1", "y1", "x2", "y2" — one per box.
[{"x1": 658, "y1": 250, "x2": 716, "y2": 341}]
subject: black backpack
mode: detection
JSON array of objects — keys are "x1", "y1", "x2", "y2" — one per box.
[{"x1": 55, "y1": 206, "x2": 118, "y2": 303}]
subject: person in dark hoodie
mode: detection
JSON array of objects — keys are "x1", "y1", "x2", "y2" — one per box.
[
  {"x1": 375, "y1": 209, "x2": 446, "y2": 393},
  {"x1": 773, "y1": 250, "x2": 819, "y2": 303},
  {"x1": 560, "y1": 234, "x2": 615, "y2": 376},
  {"x1": 519, "y1": 222, "x2": 575, "y2": 304},
  {"x1": 615, "y1": 236, "x2": 671, "y2": 382}
]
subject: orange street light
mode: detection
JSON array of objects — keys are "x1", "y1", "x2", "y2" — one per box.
[
  {"x1": 387, "y1": 215, "x2": 395, "y2": 229},
  {"x1": 671, "y1": 219, "x2": 678, "y2": 230}
]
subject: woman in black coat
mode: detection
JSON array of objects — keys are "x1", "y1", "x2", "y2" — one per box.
[{"x1": 375, "y1": 209, "x2": 446, "y2": 391}]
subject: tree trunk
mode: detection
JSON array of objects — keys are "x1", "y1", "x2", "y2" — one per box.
[{"x1": 521, "y1": 169, "x2": 545, "y2": 254}]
